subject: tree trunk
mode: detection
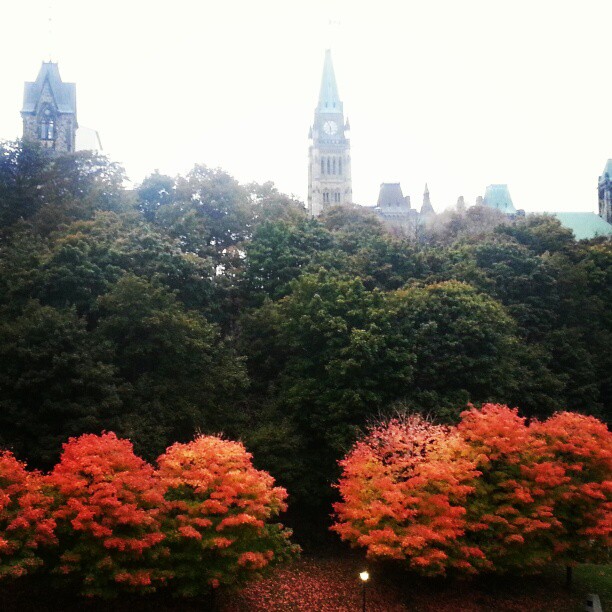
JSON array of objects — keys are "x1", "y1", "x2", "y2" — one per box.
[{"x1": 565, "y1": 565, "x2": 573, "y2": 588}]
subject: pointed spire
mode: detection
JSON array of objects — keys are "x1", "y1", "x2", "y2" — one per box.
[
  {"x1": 420, "y1": 183, "x2": 435, "y2": 216},
  {"x1": 317, "y1": 49, "x2": 343, "y2": 114}
]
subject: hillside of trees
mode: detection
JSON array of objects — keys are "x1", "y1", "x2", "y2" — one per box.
[{"x1": 0, "y1": 141, "x2": 610, "y2": 539}]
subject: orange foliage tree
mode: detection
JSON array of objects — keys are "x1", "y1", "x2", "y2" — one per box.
[
  {"x1": 332, "y1": 415, "x2": 480, "y2": 575},
  {"x1": 534, "y1": 411, "x2": 612, "y2": 565},
  {"x1": 156, "y1": 435, "x2": 299, "y2": 596},
  {"x1": 47, "y1": 432, "x2": 168, "y2": 596},
  {"x1": 333, "y1": 405, "x2": 612, "y2": 575},
  {"x1": 0, "y1": 451, "x2": 56, "y2": 579},
  {"x1": 457, "y1": 404, "x2": 564, "y2": 572}
]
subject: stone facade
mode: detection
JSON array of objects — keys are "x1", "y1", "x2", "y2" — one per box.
[
  {"x1": 598, "y1": 160, "x2": 612, "y2": 224},
  {"x1": 308, "y1": 50, "x2": 352, "y2": 216},
  {"x1": 373, "y1": 183, "x2": 435, "y2": 235},
  {"x1": 21, "y1": 63, "x2": 77, "y2": 153}
]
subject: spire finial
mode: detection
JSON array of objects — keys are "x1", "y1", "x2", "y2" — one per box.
[{"x1": 46, "y1": 0, "x2": 55, "y2": 62}]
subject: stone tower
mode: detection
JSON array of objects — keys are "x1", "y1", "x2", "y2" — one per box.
[
  {"x1": 308, "y1": 50, "x2": 352, "y2": 216},
  {"x1": 598, "y1": 160, "x2": 612, "y2": 224},
  {"x1": 21, "y1": 62, "x2": 77, "y2": 153}
]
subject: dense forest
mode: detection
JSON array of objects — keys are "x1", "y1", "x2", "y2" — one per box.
[{"x1": 0, "y1": 141, "x2": 610, "y2": 539}]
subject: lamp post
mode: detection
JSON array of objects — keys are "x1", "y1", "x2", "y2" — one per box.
[{"x1": 359, "y1": 570, "x2": 369, "y2": 612}]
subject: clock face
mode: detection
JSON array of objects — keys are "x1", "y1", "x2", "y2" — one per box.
[{"x1": 323, "y1": 120, "x2": 338, "y2": 135}]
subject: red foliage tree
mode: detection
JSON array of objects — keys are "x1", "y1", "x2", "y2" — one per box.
[
  {"x1": 533, "y1": 411, "x2": 612, "y2": 565},
  {"x1": 0, "y1": 451, "x2": 56, "y2": 579},
  {"x1": 156, "y1": 435, "x2": 299, "y2": 596},
  {"x1": 458, "y1": 404, "x2": 564, "y2": 572},
  {"x1": 47, "y1": 432, "x2": 168, "y2": 596},
  {"x1": 333, "y1": 406, "x2": 612, "y2": 576},
  {"x1": 332, "y1": 415, "x2": 480, "y2": 575}
]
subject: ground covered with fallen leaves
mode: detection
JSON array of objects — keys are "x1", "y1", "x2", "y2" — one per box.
[
  {"x1": 1, "y1": 552, "x2": 608, "y2": 611},
  {"x1": 219, "y1": 553, "x2": 596, "y2": 612}
]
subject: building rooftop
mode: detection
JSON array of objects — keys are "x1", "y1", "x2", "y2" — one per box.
[
  {"x1": 553, "y1": 212, "x2": 612, "y2": 240},
  {"x1": 22, "y1": 62, "x2": 76, "y2": 115},
  {"x1": 483, "y1": 184, "x2": 516, "y2": 214},
  {"x1": 377, "y1": 183, "x2": 410, "y2": 209}
]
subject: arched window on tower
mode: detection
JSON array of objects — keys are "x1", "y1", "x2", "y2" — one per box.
[
  {"x1": 327, "y1": 158, "x2": 331, "y2": 174},
  {"x1": 334, "y1": 192, "x2": 340, "y2": 203},
  {"x1": 321, "y1": 158, "x2": 325, "y2": 175},
  {"x1": 323, "y1": 192, "x2": 330, "y2": 204},
  {"x1": 339, "y1": 158, "x2": 342, "y2": 175},
  {"x1": 39, "y1": 107, "x2": 55, "y2": 141},
  {"x1": 332, "y1": 158, "x2": 336, "y2": 174}
]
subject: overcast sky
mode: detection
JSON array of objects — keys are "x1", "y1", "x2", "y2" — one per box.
[{"x1": 2, "y1": 0, "x2": 612, "y2": 213}]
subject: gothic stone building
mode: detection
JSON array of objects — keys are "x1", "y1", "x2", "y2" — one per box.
[
  {"x1": 21, "y1": 62, "x2": 77, "y2": 153},
  {"x1": 374, "y1": 183, "x2": 435, "y2": 234},
  {"x1": 308, "y1": 50, "x2": 352, "y2": 217},
  {"x1": 598, "y1": 159, "x2": 612, "y2": 224}
]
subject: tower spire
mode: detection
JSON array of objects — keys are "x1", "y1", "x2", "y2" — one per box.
[
  {"x1": 420, "y1": 183, "x2": 435, "y2": 216},
  {"x1": 317, "y1": 49, "x2": 342, "y2": 113}
]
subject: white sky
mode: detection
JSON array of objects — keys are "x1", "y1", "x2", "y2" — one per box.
[{"x1": 1, "y1": 0, "x2": 612, "y2": 213}]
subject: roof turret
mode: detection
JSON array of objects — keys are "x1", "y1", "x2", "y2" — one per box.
[
  {"x1": 483, "y1": 184, "x2": 516, "y2": 214},
  {"x1": 420, "y1": 183, "x2": 435, "y2": 216}
]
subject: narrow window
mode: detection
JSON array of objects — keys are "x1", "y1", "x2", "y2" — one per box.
[
  {"x1": 332, "y1": 158, "x2": 336, "y2": 174},
  {"x1": 339, "y1": 158, "x2": 342, "y2": 175},
  {"x1": 321, "y1": 158, "x2": 325, "y2": 175},
  {"x1": 327, "y1": 158, "x2": 331, "y2": 174}
]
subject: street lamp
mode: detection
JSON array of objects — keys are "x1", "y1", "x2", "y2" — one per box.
[{"x1": 359, "y1": 570, "x2": 369, "y2": 612}]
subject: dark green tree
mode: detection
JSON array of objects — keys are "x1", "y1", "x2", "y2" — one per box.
[
  {"x1": 0, "y1": 300, "x2": 120, "y2": 467},
  {"x1": 93, "y1": 275, "x2": 247, "y2": 458}
]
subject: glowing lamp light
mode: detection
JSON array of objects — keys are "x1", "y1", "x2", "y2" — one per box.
[{"x1": 359, "y1": 570, "x2": 370, "y2": 582}]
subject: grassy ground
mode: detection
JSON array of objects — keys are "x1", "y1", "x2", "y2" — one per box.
[{"x1": 0, "y1": 555, "x2": 609, "y2": 611}]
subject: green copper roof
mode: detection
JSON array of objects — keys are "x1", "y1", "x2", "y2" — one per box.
[
  {"x1": 553, "y1": 212, "x2": 612, "y2": 240},
  {"x1": 483, "y1": 184, "x2": 516, "y2": 214},
  {"x1": 317, "y1": 49, "x2": 343, "y2": 114},
  {"x1": 600, "y1": 159, "x2": 612, "y2": 180}
]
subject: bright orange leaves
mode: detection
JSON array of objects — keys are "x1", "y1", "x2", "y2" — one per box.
[
  {"x1": 333, "y1": 405, "x2": 612, "y2": 575},
  {"x1": 157, "y1": 435, "x2": 299, "y2": 596},
  {"x1": 0, "y1": 432, "x2": 298, "y2": 597},
  {"x1": 49, "y1": 432, "x2": 167, "y2": 596},
  {"x1": 332, "y1": 415, "x2": 479, "y2": 575},
  {"x1": 0, "y1": 452, "x2": 55, "y2": 579}
]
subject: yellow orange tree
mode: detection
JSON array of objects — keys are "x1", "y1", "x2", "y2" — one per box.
[{"x1": 156, "y1": 435, "x2": 299, "y2": 596}]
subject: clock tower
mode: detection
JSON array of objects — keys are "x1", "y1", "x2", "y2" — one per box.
[{"x1": 308, "y1": 50, "x2": 352, "y2": 216}]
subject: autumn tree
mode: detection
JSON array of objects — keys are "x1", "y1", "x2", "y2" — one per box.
[
  {"x1": 156, "y1": 435, "x2": 298, "y2": 596},
  {"x1": 47, "y1": 433, "x2": 168, "y2": 596},
  {"x1": 332, "y1": 414, "x2": 480, "y2": 575},
  {"x1": 333, "y1": 405, "x2": 611, "y2": 575},
  {"x1": 457, "y1": 404, "x2": 565, "y2": 572},
  {"x1": 534, "y1": 412, "x2": 612, "y2": 566},
  {"x1": 0, "y1": 452, "x2": 56, "y2": 579}
]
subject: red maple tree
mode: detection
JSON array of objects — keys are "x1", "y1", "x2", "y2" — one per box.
[
  {"x1": 156, "y1": 435, "x2": 299, "y2": 596},
  {"x1": 47, "y1": 432, "x2": 168, "y2": 596},
  {"x1": 333, "y1": 405, "x2": 612, "y2": 575},
  {"x1": 534, "y1": 411, "x2": 612, "y2": 565},
  {"x1": 0, "y1": 451, "x2": 56, "y2": 579},
  {"x1": 332, "y1": 414, "x2": 480, "y2": 575}
]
